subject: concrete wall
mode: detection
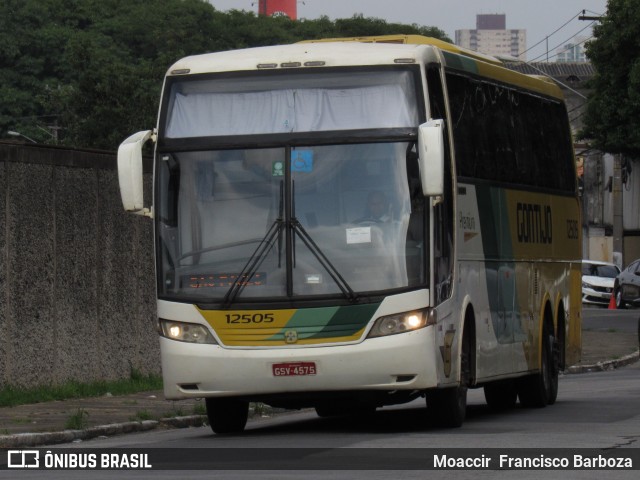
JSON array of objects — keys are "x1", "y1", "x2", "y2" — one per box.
[
  {"x1": 581, "y1": 151, "x2": 640, "y2": 266},
  {"x1": 0, "y1": 142, "x2": 157, "y2": 388}
]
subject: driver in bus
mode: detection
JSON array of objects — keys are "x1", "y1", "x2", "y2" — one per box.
[{"x1": 356, "y1": 191, "x2": 391, "y2": 224}]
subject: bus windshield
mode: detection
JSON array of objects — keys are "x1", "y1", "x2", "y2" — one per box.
[
  {"x1": 156, "y1": 142, "x2": 426, "y2": 303},
  {"x1": 163, "y1": 69, "x2": 419, "y2": 138}
]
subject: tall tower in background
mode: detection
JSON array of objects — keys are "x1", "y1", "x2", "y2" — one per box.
[
  {"x1": 456, "y1": 14, "x2": 526, "y2": 60},
  {"x1": 258, "y1": 0, "x2": 297, "y2": 20}
]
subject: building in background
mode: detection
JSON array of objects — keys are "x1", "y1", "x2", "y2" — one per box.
[
  {"x1": 556, "y1": 36, "x2": 589, "y2": 63},
  {"x1": 257, "y1": 0, "x2": 297, "y2": 19},
  {"x1": 455, "y1": 14, "x2": 526, "y2": 60}
]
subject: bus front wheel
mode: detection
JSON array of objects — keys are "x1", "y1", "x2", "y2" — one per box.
[
  {"x1": 426, "y1": 385, "x2": 466, "y2": 428},
  {"x1": 206, "y1": 397, "x2": 249, "y2": 434},
  {"x1": 426, "y1": 327, "x2": 471, "y2": 428}
]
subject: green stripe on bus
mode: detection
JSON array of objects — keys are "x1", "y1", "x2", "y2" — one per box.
[
  {"x1": 442, "y1": 51, "x2": 479, "y2": 74},
  {"x1": 308, "y1": 303, "x2": 380, "y2": 339},
  {"x1": 267, "y1": 303, "x2": 380, "y2": 341},
  {"x1": 475, "y1": 185, "x2": 519, "y2": 344}
]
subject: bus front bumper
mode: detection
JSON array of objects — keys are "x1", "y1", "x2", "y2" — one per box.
[{"x1": 160, "y1": 326, "x2": 438, "y2": 400}]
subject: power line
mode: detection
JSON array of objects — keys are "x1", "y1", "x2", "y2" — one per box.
[
  {"x1": 529, "y1": 33, "x2": 594, "y2": 63},
  {"x1": 516, "y1": 10, "x2": 583, "y2": 59},
  {"x1": 528, "y1": 21, "x2": 596, "y2": 63},
  {"x1": 569, "y1": 112, "x2": 586, "y2": 125},
  {"x1": 567, "y1": 102, "x2": 586, "y2": 115},
  {"x1": 519, "y1": 9, "x2": 604, "y2": 62}
]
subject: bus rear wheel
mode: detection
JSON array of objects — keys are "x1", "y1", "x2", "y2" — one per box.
[
  {"x1": 517, "y1": 324, "x2": 558, "y2": 408},
  {"x1": 206, "y1": 397, "x2": 249, "y2": 434}
]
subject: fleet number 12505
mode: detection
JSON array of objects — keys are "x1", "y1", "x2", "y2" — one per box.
[{"x1": 225, "y1": 313, "x2": 275, "y2": 324}]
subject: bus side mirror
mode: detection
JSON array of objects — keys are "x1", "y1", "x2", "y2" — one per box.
[
  {"x1": 417, "y1": 119, "x2": 445, "y2": 197},
  {"x1": 117, "y1": 130, "x2": 154, "y2": 217}
]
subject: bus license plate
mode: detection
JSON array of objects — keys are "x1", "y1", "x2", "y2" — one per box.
[{"x1": 272, "y1": 362, "x2": 317, "y2": 377}]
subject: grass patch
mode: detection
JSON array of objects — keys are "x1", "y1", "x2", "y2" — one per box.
[
  {"x1": 65, "y1": 408, "x2": 89, "y2": 430},
  {"x1": 158, "y1": 403, "x2": 207, "y2": 420},
  {"x1": 131, "y1": 410, "x2": 155, "y2": 421},
  {"x1": 193, "y1": 403, "x2": 206, "y2": 416},
  {"x1": 250, "y1": 402, "x2": 271, "y2": 417},
  {"x1": 163, "y1": 406, "x2": 186, "y2": 418},
  {"x1": 0, "y1": 369, "x2": 162, "y2": 408},
  {"x1": 10, "y1": 418, "x2": 33, "y2": 425}
]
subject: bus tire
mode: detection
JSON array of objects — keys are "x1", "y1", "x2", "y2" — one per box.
[
  {"x1": 484, "y1": 380, "x2": 518, "y2": 410},
  {"x1": 426, "y1": 326, "x2": 471, "y2": 428},
  {"x1": 547, "y1": 332, "x2": 560, "y2": 405},
  {"x1": 206, "y1": 397, "x2": 249, "y2": 434},
  {"x1": 517, "y1": 324, "x2": 558, "y2": 408},
  {"x1": 426, "y1": 385, "x2": 466, "y2": 428}
]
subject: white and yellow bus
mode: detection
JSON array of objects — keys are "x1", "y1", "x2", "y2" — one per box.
[{"x1": 117, "y1": 35, "x2": 581, "y2": 433}]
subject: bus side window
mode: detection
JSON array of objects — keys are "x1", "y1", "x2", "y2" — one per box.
[
  {"x1": 406, "y1": 143, "x2": 426, "y2": 285},
  {"x1": 427, "y1": 65, "x2": 454, "y2": 303}
]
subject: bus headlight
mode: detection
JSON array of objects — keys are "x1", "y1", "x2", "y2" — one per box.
[
  {"x1": 367, "y1": 310, "x2": 432, "y2": 338},
  {"x1": 159, "y1": 319, "x2": 217, "y2": 344}
]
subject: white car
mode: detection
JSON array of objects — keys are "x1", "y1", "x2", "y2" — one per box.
[{"x1": 582, "y1": 260, "x2": 620, "y2": 306}]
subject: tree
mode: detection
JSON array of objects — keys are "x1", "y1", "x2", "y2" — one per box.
[
  {"x1": 581, "y1": 0, "x2": 640, "y2": 158},
  {"x1": 0, "y1": 1, "x2": 450, "y2": 150},
  {"x1": 331, "y1": 14, "x2": 447, "y2": 39}
]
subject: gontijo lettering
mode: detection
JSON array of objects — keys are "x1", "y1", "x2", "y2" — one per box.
[{"x1": 516, "y1": 202, "x2": 552, "y2": 244}]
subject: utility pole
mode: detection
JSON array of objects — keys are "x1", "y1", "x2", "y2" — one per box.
[
  {"x1": 612, "y1": 154, "x2": 624, "y2": 269},
  {"x1": 578, "y1": 11, "x2": 602, "y2": 21},
  {"x1": 576, "y1": 11, "x2": 621, "y2": 266},
  {"x1": 545, "y1": 36, "x2": 549, "y2": 62}
]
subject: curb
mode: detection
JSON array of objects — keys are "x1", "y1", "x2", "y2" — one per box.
[
  {"x1": 0, "y1": 415, "x2": 208, "y2": 449},
  {"x1": 1, "y1": 351, "x2": 638, "y2": 449},
  {"x1": 566, "y1": 349, "x2": 639, "y2": 374}
]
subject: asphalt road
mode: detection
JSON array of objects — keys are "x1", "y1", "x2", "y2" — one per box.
[
  {"x1": 8, "y1": 363, "x2": 636, "y2": 480},
  {"x1": 2, "y1": 307, "x2": 638, "y2": 480},
  {"x1": 583, "y1": 306, "x2": 640, "y2": 334}
]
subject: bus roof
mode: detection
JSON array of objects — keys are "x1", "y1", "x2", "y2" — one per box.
[
  {"x1": 167, "y1": 41, "x2": 433, "y2": 75},
  {"x1": 167, "y1": 37, "x2": 563, "y2": 100},
  {"x1": 300, "y1": 34, "x2": 503, "y2": 66},
  {"x1": 301, "y1": 35, "x2": 563, "y2": 100}
]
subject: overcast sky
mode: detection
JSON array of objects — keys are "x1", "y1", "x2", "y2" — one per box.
[{"x1": 207, "y1": 0, "x2": 608, "y2": 61}]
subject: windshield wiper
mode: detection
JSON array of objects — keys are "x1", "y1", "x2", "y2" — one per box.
[
  {"x1": 290, "y1": 180, "x2": 357, "y2": 302},
  {"x1": 222, "y1": 177, "x2": 358, "y2": 306},
  {"x1": 222, "y1": 181, "x2": 284, "y2": 308},
  {"x1": 291, "y1": 218, "x2": 358, "y2": 302}
]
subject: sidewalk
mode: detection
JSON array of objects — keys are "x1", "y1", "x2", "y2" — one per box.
[{"x1": 0, "y1": 329, "x2": 638, "y2": 448}]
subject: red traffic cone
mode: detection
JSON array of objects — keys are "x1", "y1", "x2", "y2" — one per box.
[{"x1": 608, "y1": 293, "x2": 616, "y2": 310}]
